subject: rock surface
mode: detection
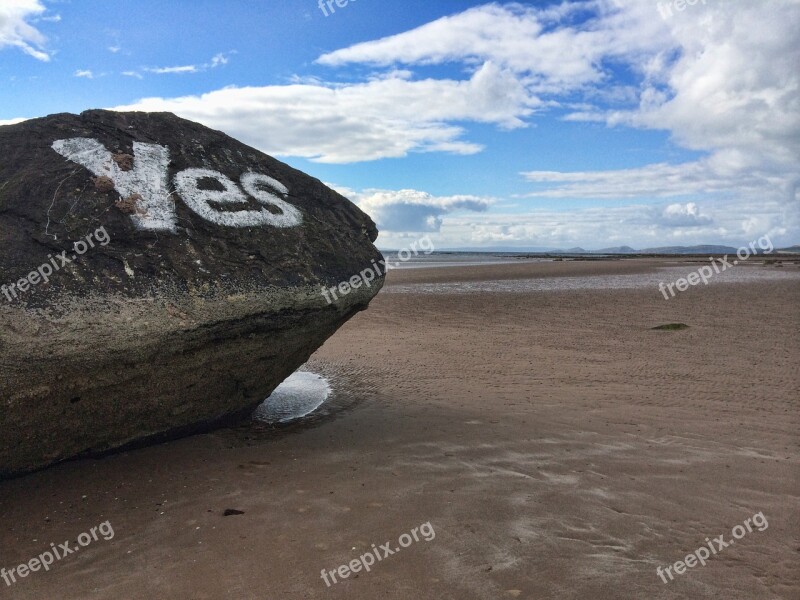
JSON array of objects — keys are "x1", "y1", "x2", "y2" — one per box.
[{"x1": 0, "y1": 110, "x2": 383, "y2": 477}]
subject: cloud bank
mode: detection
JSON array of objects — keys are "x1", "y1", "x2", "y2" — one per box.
[{"x1": 331, "y1": 186, "x2": 492, "y2": 233}]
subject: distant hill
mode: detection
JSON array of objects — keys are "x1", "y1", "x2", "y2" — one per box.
[
  {"x1": 638, "y1": 244, "x2": 738, "y2": 255},
  {"x1": 594, "y1": 246, "x2": 637, "y2": 254},
  {"x1": 426, "y1": 243, "x2": 800, "y2": 255},
  {"x1": 438, "y1": 246, "x2": 561, "y2": 253}
]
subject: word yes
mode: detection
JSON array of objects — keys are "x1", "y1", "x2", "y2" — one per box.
[{"x1": 52, "y1": 138, "x2": 302, "y2": 232}]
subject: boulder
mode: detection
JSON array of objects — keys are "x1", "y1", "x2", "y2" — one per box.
[{"x1": 0, "y1": 110, "x2": 384, "y2": 477}]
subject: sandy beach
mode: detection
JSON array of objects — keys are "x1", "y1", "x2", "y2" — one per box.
[{"x1": 1, "y1": 258, "x2": 798, "y2": 599}]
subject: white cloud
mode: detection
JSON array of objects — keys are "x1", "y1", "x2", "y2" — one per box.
[
  {"x1": 122, "y1": 70, "x2": 143, "y2": 79},
  {"x1": 334, "y1": 186, "x2": 492, "y2": 232},
  {"x1": 146, "y1": 64, "x2": 200, "y2": 75},
  {"x1": 0, "y1": 117, "x2": 27, "y2": 126},
  {"x1": 0, "y1": 0, "x2": 51, "y2": 61},
  {"x1": 142, "y1": 51, "x2": 235, "y2": 76},
  {"x1": 112, "y1": 62, "x2": 538, "y2": 163},
  {"x1": 623, "y1": 1, "x2": 800, "y2": 169},
  {"x1": 75, "y1": 69, "x2": 110, "y2": 80},
  {"x1": 316, "y1": 1, "x2": 671, "y2": 91},
  {"x1": 210, "y1": 52, "x2": 229, "y2": 67},
  {"x1": 658, "y1": 202, "x2": 713, "y2": 227},
  {"x1": 521, "y1": 155, "x2": 788, "y2": 200}
]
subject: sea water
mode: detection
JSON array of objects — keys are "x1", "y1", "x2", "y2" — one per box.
[{"x1": 253, "y1": 371, "x2": 331, "y2": 424}]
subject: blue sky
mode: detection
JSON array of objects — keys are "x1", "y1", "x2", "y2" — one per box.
[{"x1": 1, "y1": 0, "x2": 798, "y2": 249}]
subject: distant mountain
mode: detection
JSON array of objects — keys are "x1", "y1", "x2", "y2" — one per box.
[
  {"x1": 594, "y1": 246, "x2": 637, "y2": 254},
  {"x1": 639, "y1": 244, "x2": 738, "y2": 255},
  {"x1": 437, "y1": 246, "x2": 561, "y2": 253},
  {"x1": 539, "y1": 247, "x2": 588, "y2": 254},
  {"x1": 421, "y1": 243, "x2": 800, "y2": 255}
]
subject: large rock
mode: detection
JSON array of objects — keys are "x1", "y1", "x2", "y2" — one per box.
[{"x1": 0, "y1": 110, "x2": 384, "y2": 477}]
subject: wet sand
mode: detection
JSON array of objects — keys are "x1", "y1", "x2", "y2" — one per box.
[{"x1": 1, "y1": 258, "x2": 798, "y2": 599}]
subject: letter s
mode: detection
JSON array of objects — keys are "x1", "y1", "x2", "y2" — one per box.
[{"x1": 240, "y1": 173, "x2": 302, "y2": 228}]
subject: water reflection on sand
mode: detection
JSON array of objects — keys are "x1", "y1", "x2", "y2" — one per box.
[
  {"x1": 253, "y1": 371, "x2": 331, "y2": 424},
  {"x1": 384, "y1": 265, "x2": 800, "y2": 294}
]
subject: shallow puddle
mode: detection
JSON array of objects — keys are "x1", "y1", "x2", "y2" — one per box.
[{"x1": 253, "y1": 371, "x2": 331, "y2": 424}]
